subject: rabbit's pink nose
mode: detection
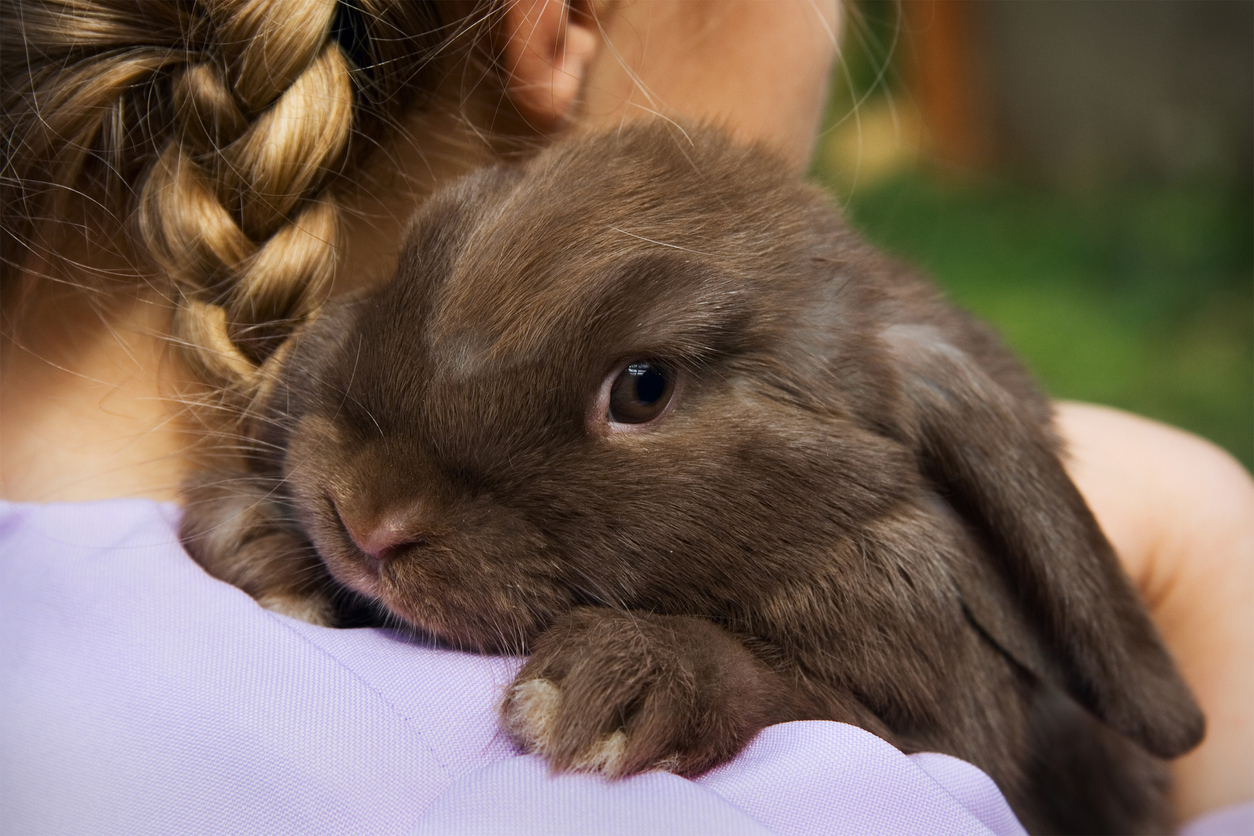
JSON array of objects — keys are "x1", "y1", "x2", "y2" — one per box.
[
  {"x1": 333, "y1": 498, "x2": 433, "y2": 565},
  {"x1": 346, "y1": 520, "x2": 427, "y2": 563}
]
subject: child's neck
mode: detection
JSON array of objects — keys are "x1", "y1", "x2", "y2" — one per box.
[{"x1": 1, "y1": 263, "x2": 193, "y2": 503}]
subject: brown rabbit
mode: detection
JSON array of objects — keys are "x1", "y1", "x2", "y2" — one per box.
[{"x1": 181, "y1": 123, "x2": 1204, "y2": 835}]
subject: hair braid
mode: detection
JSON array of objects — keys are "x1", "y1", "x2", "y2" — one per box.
[
  {"x1": 5, "y1": 0, "x2": 472, "y2": 401},
  {"x1": 134, "y1": 4, "x2": 353, "y2": 423}
]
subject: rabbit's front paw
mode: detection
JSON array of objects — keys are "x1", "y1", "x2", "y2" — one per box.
[
  {"x1": 501, "y1": 608, "x2": 778, "y2": 778},
  {"x1": 505, "y1": 677, "x2": 636, "y2": 773},
  {"x1": 257, "y1": 589, "x2": 335, "y2": 626}
]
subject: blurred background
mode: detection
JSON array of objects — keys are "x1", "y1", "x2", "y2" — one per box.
[{"x1": 811, "y1": 0, "x2": 1253, "y2": 470}]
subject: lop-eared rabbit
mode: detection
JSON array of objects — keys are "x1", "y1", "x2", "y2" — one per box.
[{"x1": 183, "y1": 124, "x2": 1203, "y2": 835}]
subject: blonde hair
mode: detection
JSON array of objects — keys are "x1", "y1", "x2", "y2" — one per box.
[{"x1": 3, "y1": 0, "x2": 496, "y2": 428}]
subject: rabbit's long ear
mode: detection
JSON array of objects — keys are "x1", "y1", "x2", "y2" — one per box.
[{"x1": 882, "y1": 323, "x2": 1204, "y2": 759}]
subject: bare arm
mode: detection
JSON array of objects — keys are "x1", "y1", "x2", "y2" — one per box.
[{"x1": 1057, "y1": 402, "x2": 1254, "y2": 821}]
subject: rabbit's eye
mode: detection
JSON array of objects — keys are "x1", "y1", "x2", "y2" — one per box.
[{"x1": 608, "y1": 361, "x2": 675, "y2": 425}]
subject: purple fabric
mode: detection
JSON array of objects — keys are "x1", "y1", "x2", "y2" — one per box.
[
  {"x1": 1180, "y1": 803, "x2": 1254, "y2": 836},
  {"x1": 0, "y1": 498, "x2": 1223, "y2": 835}
]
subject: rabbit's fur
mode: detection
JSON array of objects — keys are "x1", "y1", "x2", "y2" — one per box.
[{"x1": 182, "y1": 124, "x2": 1203, "y2": 834}]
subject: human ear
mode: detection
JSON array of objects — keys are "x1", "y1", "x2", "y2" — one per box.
[{"x1": 500, "y1": 0, "x2": 602, "y2": 129}]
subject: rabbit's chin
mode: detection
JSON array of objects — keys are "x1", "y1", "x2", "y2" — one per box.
[{"x1": 316, "y1": 548, "x2": 564, "y2": 653}]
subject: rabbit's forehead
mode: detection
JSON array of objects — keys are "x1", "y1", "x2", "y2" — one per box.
[
  {"x1": 426, "y1": 227, "x2": 731, "y2": 374},
  {"x1": 412, "y1": 136, "x2": 796, "y2": 378}
]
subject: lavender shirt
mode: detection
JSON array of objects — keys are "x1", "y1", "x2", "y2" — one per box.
[{"x1": 1, "y1": 500, "x2": 1246, "y2": 835}]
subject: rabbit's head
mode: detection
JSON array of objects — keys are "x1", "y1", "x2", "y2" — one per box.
[{"x1": 278, "y1": 126, "x2": 922, "y2": 652}]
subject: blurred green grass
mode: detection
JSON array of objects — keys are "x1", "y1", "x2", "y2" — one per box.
[{"x1": 810, "y1": 166, "x2": 1253, "y2": 470}]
